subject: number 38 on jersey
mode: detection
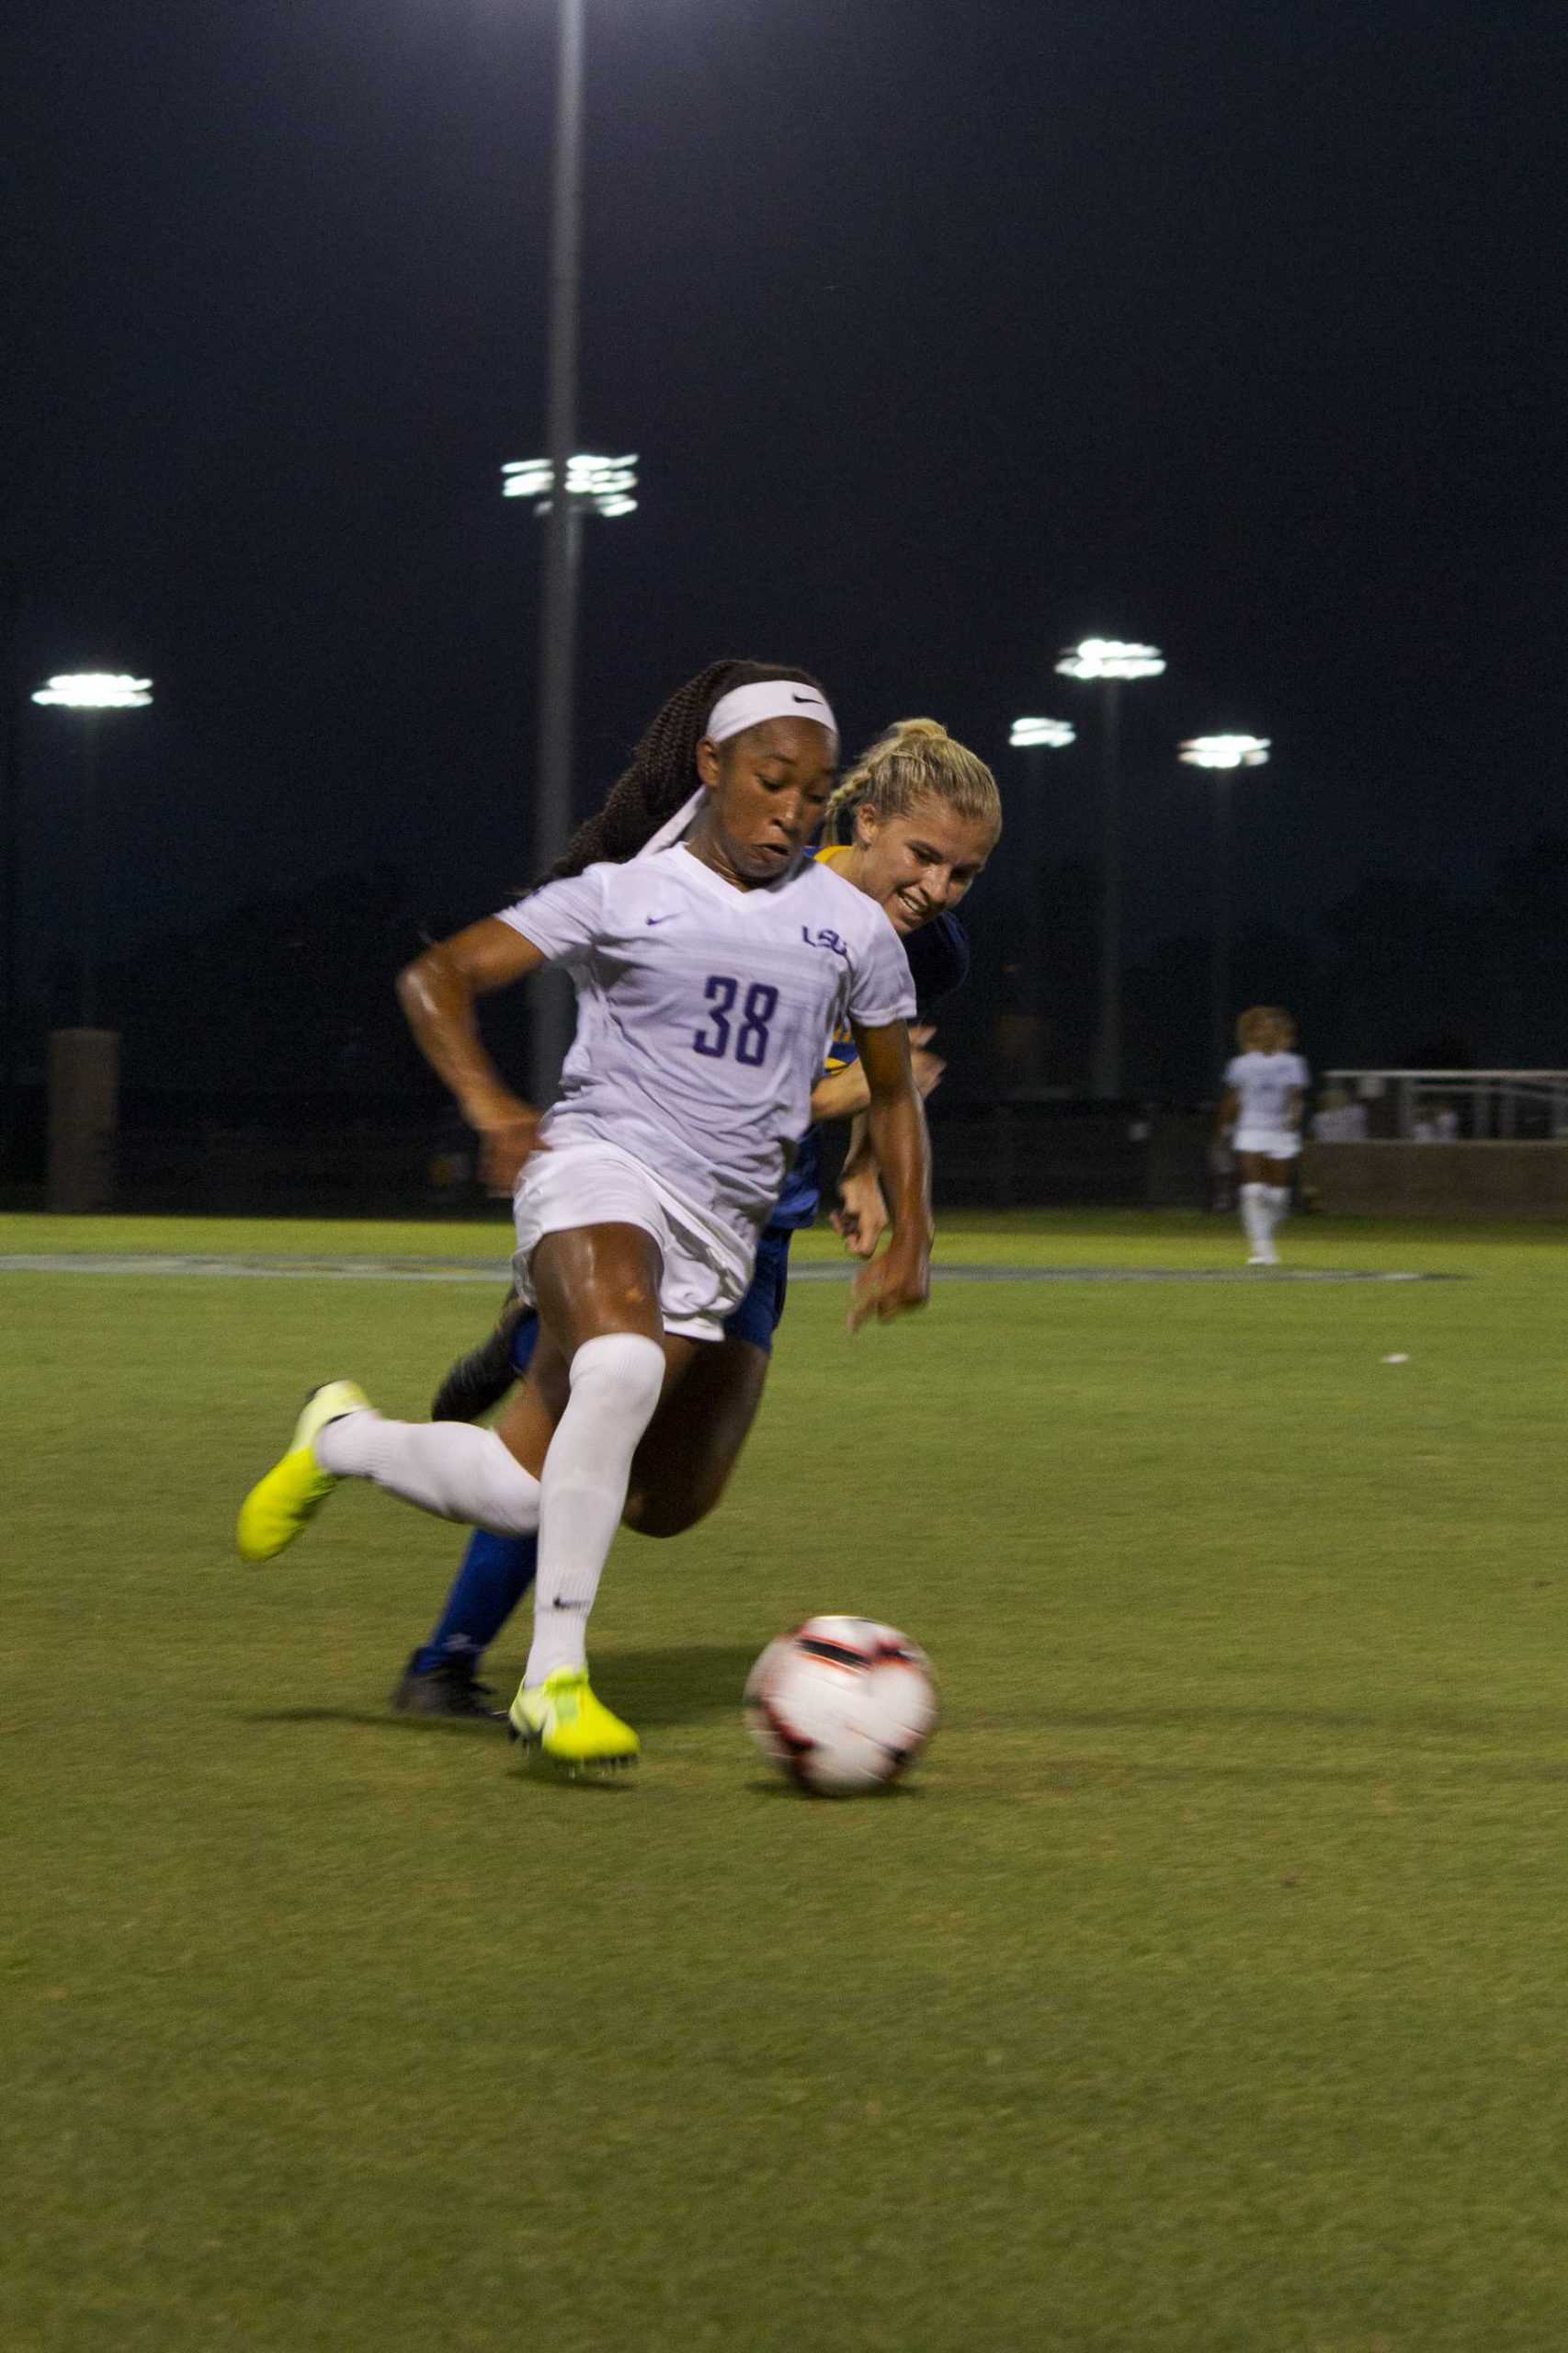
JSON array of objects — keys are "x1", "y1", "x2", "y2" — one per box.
[{"x1": 693, "y1": 975, "x2": 778, "y2": 1067}]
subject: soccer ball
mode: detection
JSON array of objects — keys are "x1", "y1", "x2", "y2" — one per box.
[{"x1": 744, "y1": 1615, "x2": 938, "y2": 1796}]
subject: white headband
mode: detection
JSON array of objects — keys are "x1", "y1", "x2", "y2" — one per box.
[{"x1": 705, "y1": 679, "x2": 838, "y2": 745}]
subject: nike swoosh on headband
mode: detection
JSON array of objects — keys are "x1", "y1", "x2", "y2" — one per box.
[{"x1": 706, "y1": 679, "x2": 839, "y2": 745}]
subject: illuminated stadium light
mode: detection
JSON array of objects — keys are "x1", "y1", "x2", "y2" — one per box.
[
  {"x1": 1179, "y1": 733, "x2": 1270, "y2": 770},
  {"x1": 1054, "y1": 638, "x2": 1165, "y2": 682},
  {"x1": 502, "y1": 453, "x2": 639, "y2": 517},
  {"x1": 1008, "y1": 716, "x2": 1075, "y2": 750},
  {"x1": 32, "y1": 673, "x2": 153, "y2": 709}
]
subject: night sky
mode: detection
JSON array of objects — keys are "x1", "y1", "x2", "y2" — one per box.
[{"x1": 6, "y1": 0, "x2": 1568, "y2": 1035}]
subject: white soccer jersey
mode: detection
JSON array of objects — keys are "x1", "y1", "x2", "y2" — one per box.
[
  {"x1": 1225, "y1": 1050, "x2": 1310, "y2": 1133},
  {"x1": 498, "y1": 845, "x2": 916, "y2": 1254}
]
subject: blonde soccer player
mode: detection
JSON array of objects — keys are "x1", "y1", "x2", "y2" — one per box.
[{"x1": 1215, "y1": 1006, "x2": 1309, "y2": 1266}]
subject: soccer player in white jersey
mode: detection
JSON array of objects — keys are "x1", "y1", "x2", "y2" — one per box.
[
  {"x1": 391, "y1": 712, "x2": 998, "y2": 1718},
  {"x1": 1216, "y1": 1006, "x2": 1310, "y2": 1266},
  {"x1": 236, "y1": 665, "x2": 932, "y2": 1768}
]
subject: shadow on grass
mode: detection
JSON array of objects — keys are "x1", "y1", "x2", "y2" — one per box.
[
  {"x1": 588, "y1": 1643, "x2": 757, "y2": 1727},
  {"x1": 744, "y1": 1778, "x2": 926, "y2": 1802},
  {"x1": 239, "y1": 1705, "x2": 505, "y2": 1737},
  {"x1": 503, "y1": 1755, "x2": 641, "y2": 1797},
  {"x1": 240, "y1": 1643, "x2": 759, "y2": 1737}
]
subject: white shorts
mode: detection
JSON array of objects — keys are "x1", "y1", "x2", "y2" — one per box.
[
  {"x1": 1234, "y1": 1130, "x2": 1301, "y2": 1161},
  {"x1": 511, "y1": 1139, "x2": 755, "y2": 1344}
]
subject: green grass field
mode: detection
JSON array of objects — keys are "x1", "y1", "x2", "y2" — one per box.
[{"x1": 7, "y1": 1206, "x2": 1568, "y2": 2352}]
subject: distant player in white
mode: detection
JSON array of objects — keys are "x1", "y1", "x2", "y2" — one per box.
[
  {"x1": 1216, "y1": 1006, "x2": 1309, "y2": 1266},
  {"x1": 237, "y1": 669, "x2": 932, "y2": 1768}
]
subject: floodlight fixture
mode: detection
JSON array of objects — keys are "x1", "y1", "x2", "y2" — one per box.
[
  {"x1": 1009, "y1": 716, "x2": 1075, "y2": 750},
  {"x1": 503, "y1": 453, "x2": 638, "y2": 517},
  {"x1": 1179, "y1": 733, "x2": 1270, "y2": 771},
  {"x1": 32, "y1": 674, "x2": 153, "y2": 710},
  {"x1": 1054, "y1": 638, "x2": 1165, "y2": 682}
]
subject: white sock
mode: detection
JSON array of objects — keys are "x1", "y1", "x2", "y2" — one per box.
[
  {"x1": 1239, "y1": 1183, "x2": 1270, "y2": 1248},
  {"x1": 314, "y1": 1413, "x2": 541, "y2": 1535},
  {"x1": 1264, "y1": 1185, "x2": 1291, "y2": 1239},
  {"x1": 525, "y1": 1334, "x2": 666, "y2": 1685}
]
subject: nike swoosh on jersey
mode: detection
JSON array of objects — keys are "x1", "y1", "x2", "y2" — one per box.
[{"x1": 644, "y1": 914, "x2": 680, "y2": 926}]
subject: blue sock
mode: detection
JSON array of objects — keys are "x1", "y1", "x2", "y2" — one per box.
[
  {"x1": 412, "y1": 1528, "x2": 539, "y2": 1673},
  {"x1": 411, "y1": 1310, "x2": 541, "y2": 1675}
]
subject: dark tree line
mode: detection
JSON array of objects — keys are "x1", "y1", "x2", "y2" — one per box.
[
  {"x1": 963, "y1": 829, "x2": 1568, "y2": 1100},
  {"x1": 14, "y1": 833, "x2": 1568, "y2": 1107}
]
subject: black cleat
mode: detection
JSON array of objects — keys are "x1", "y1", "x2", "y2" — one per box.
[
  {"x1": 389, "y1": 1652, "x2": 501, "y2": 1720},
  {"x1": 430, "y1": 1290, "x2": 528, "y2": 1422}
]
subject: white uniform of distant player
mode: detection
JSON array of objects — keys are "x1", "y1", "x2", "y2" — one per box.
[
  {"x1": 498, "y1": 840, "x2": 916, "y2": 1338},
  {"x1": 1222, "y1": 1040, "x2": 1309, "y2": 1266},
  {"x1": 1225, "y1": 1048, "x2": 1310, "y2": 1160}
]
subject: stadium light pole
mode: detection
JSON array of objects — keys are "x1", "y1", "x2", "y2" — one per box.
[
  {"x1": 520, "y1": 0, "x2": 593, "y2": 1108},
  {"x1": 1178, "y1": 733, "x2": 1270, "y2": 1086},
  {"x1": 1054, "y1": 639, "x2": 1165, "y2": 1098},
  {"x1": 1007, "y1": 718, "x2": 1075, "y2": 1040},
  {"x1": 512, "y1": 4, "x2": 642, "y2": 1106},
  {"x1": 30, "y1": 673, "x2": 153, "y2": 1028},
  {"x1": 503, "y1": 448, "x2": 638, "y2": 1106}
]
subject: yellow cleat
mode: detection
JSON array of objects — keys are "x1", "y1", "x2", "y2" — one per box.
[
  {"x1": 236, "y1": 1381, "x2": 372, "y2": 1563},
  {"x1": 506, "y1": 1668, "x2": 641, "y2": 1769}
]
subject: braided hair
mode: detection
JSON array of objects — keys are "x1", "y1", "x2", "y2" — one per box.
[
  {"x1": 540, "y1": 658, "x2": 827, "y2": 885},
  {"x1": 824, "y1": 717, "x2": 1002, "y2": 845}
]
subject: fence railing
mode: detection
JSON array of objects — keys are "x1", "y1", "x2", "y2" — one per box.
[{"x1": 1323, "y1": 1070, "x2": 1568, "y2": 1142}]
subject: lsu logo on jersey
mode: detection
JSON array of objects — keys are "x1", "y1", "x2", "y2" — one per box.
[{"x1": 801, "y1": 925, "x2": 849, "y2": 960}]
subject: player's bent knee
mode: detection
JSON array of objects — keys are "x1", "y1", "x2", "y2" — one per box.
[
  {"x1": 569, "y1": 1332, "x2": 665, "y2": 1420},
  {"x1": 623, "y1": 1495, "x2": 701, "y2": 1540},
  {"x1": 622, "y1": 1464, "x2": 732, "y2": 1540}
]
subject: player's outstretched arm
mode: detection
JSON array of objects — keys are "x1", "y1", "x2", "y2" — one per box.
[
  {"x1": 829, "y1": 1029, "x2": 947, "y2": 1258},
  {"x1": 397, "y1": 917, "x2": 550, "y2": 1195},
  {"x1": 845, "y1": 1020, "x2": 931, "y2": 1331},
  {"x1": 809, "y1": 1027, "x2": 942, "y2": 1129}
]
